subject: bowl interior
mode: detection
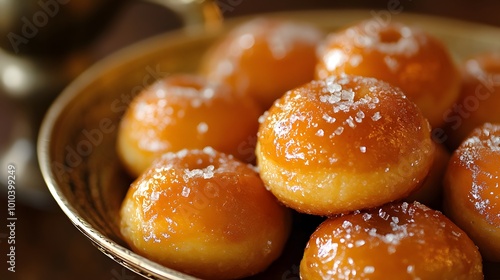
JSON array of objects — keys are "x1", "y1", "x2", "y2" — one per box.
[{"x1": 38, "y1": 10, "x2": 500, "y2": 280}]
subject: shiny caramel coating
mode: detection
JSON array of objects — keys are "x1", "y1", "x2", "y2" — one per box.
[
  {"x1": 444, "y1": 123, "x2": 500, "y2": 262},
  {"x1": 444, "y1": 52, "x2": 500, "y2": 149},
  {"x1": 300, "y1": 201, "x2": 483, "y2": 280},
  {"x1": 117, "y1": 74, "x2": 261, "y2": 177},
  {"x1": 316, "y1": 21, "x2": 461, "y2": 128},
  {"x1": 119, "y1": 148, "x2": 291, "y2": 279},
  {"x1": 257, "y1": 75, "x2": 434, "y2": 215},
  {"x1": 199, "y1": 17, "x2": 323, "y2": 110}
]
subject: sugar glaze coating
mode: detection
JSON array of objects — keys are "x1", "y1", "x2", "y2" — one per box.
[
  {"x1": 120, "y1": 147, "x2": 291, "y2": 279},
  {"x1": 300, "y1": 202, "x2": 483, "y2": 280},
  {"x1": 444, "y1": 123, "x2": 500, "y2": 262},
  {"x1": 257, "y1": 74, "x2": 434, "y2": 215}
]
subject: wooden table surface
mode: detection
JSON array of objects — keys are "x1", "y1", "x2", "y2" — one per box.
[{"x1": 2, "y1": 1, "x2": 500, "y2": 279}]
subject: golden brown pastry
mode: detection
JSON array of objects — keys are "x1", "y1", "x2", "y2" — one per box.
[
  {"x1": 316, "y1": 21, "x2": 461, "y2": 128},
  {"x1": 443, "y1": 52, "x2": 500, "y2": 149},
  {"x1": 300, "y1": 201, "x2": 483, "y2": 280},
  {"x1": 199, "y1": 17, "x2": 323, "y2": 110},
  {"x1": 256, "y1": 74, "x2": 434, "y2": 215},
  {"x1": 120, "y1": 147, "x2": 291, "y2": 279},
  {"x1": 444, "y1": 122, "x2": 500, "y2": 262},
  {"x1": 117, "y1": 74, "x2": 261, "y2": 176}
]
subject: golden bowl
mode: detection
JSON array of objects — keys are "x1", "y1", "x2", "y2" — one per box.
[{"x1": 38, "y1": 10, "x2": 500, "y2": 280}]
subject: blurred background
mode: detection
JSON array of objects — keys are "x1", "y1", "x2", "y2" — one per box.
[{"x1": 1, "y1": 0, "x2": 500, "y2": 279}]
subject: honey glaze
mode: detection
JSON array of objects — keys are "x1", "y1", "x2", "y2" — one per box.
[
  {"x1": 120, "y1": 147, "x2": 291, "y2": 279},
  {"x1": 259, "y1": 75, "x2": 431, "y2": 172},
  {"x1": 256, "y1": 75, "x2": 434, "y2": 215},
  {"x1": 117, "y1": 74, "x2": 261, "y2": 177},
  {"x1": 444, "y1": 123, "x2": 500, "y2": 262},
  {"x1": 316, "y1": 21, "x2": 461, "y2": 128},
  {"x1": 300, "y1": 202, "x2": 483, "y2": 280},
  {"x1": 199, "y1": 17, "x2": 324, "y2": 110}
]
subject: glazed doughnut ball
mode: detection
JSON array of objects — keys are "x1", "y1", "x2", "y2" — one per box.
[
  {"x1": 256, "y1": 75, "x2": 434, "y2": 215},
  {"x1": 199, "y1": 17, "x2": 323, "y2": 110},
  {"x1": 117, "y1": 74, "x2": 261, "y2": 176},
  {"x1": 300, "y1": 201, "x2": 483, "y2": 280},
  {"x1": 443, "y1": 52, "x2": 500, "y2": 149},
  {"x1": 119, "y1": 147, "x2": 291, "y2": 279},
  {"x1": 443, "y1": 123, "x2": 500, "y2": 262},
  {"x1": 316, "y1": 21, "x2": 461, "y2": 128}
]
